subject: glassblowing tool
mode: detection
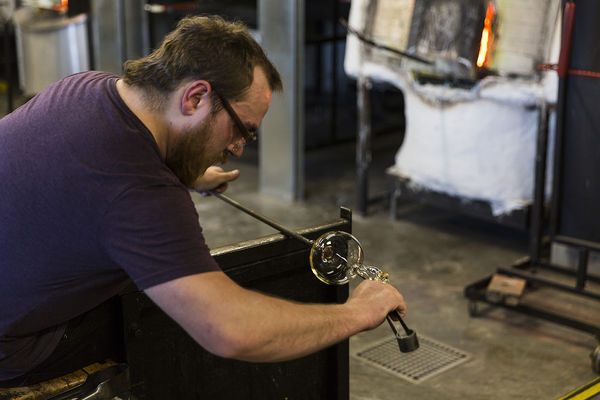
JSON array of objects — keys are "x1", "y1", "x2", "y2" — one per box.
[{"x1": 209, "y1": 190, "x2": 419, "y2": 353}]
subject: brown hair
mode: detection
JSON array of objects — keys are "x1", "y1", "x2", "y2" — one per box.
[{"x1": 122, "y1": 15, "x2": 282, "y2": 109}]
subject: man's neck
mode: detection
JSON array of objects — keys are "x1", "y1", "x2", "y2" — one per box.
[{"x1": 115, "y1": 79, "x2": 169, "y2": 159}]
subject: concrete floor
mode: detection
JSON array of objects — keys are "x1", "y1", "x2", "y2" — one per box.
[
  {"x1": 195, "y1": 135, "x2": 599, "y2": 400},
  {"x1": 2, "y1": 93, "x2": 598, "y2": 399}
]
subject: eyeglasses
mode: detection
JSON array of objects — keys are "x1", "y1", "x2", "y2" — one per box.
[{"x1": 213, "y1": 89, "x2": 257, "y2": 146}]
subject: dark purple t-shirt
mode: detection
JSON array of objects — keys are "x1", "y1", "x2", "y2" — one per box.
[{"x1": 0, "y1": 71, "x2": 220, "y2": 379}]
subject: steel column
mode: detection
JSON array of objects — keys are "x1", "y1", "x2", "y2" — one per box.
[{"x1": 258, "y1": 0, "x2": 305, "y2": 201}]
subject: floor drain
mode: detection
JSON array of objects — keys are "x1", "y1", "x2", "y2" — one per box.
[{"x1": 353, "y1": 334, "x2": 470, "y2": 383}]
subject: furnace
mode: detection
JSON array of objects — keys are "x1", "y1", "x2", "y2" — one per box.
[{"x1": 345, "y1": 0, "x2": 561, "y2": 223}]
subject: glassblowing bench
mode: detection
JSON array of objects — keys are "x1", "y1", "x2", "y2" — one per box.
[{"x1": 119, "y1": 208, "x2": 353, "y2": 400}]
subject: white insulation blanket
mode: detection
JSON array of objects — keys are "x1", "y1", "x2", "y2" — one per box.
[{"x1": 344, "y1": 0, "x2": 560, "y2": 216}]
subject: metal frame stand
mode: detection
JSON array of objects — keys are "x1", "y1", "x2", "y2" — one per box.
[
  {"x1": 466, "y1": 0, "x2": 600, "y2": 372},
  {"x1": 464, "y1": 100, "x2": 600, "y2": 372}
]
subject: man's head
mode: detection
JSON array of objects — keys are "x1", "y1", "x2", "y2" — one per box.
[
  {"x1": 122, "y1": 15, "x2": 282, "y2": 111},
  {"x1": 122, "y1": 15, "x2": 282, "y2": 187}
]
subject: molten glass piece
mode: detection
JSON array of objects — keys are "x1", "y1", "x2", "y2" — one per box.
[
  {"x1": 310, "y1": 230, "x2": 419, "y2": 353},
  {"x1": 309, "y1": 231, "x2": 389, "y2": 285}
]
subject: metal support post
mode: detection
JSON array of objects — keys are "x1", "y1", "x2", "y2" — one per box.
[
  {"x1": 258, "y1": 0, "x2": 305, "y2": 201},
  {"x1": 356, "y1": 75, "x2": 372, "y2": 215}
]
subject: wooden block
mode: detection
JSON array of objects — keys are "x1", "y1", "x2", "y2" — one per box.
[{"x1": 486, "y1": 273, "x2": 526, "y2": 298}]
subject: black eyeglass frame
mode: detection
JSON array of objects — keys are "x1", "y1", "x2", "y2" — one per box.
[{"x1": 213, "y1": 90, "x2": 257, "y2": 146}]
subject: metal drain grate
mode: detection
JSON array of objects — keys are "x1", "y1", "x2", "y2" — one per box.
[{"x1": 353, "y1": 334, "x2": 470, "y2": 383}]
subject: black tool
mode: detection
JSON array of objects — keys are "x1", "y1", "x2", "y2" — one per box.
[{"x1": 387, "y1": 310, "x2": 419, "y2": 353}]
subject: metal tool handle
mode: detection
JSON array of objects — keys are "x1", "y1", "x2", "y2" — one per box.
[
  {"x1": 386, "y1": 309, "x2": 419, "y2": 353},
  {"x1": 386, "y1": 309, "x2": 410, "y2": 336},
  {"x1": 208, "y1": 190, "x2": 314, "y2": 247}
]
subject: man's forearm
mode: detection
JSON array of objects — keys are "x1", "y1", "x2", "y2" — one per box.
[
  {"x1": 212, "y1": 289, "x2": 363, "y2": 362},
  {"x1": 145, "y1": 270, "x2": 405, "y2": 362}
]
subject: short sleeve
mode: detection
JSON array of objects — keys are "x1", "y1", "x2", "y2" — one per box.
[{"x1": 103, "y1": 184, "x2": 220, "y2": 290}]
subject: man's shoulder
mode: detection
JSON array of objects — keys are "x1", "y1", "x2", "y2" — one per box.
[
  {"x1": 64, "y1": 70, "x2": 119, "y2": 83},
  {"x1": 51, "y1": 71, "x2": 120, "y2": 97}
]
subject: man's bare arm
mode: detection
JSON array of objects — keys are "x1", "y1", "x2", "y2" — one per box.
[{"x1": 145, "y1": 270, "x2": 406, "y2": 362}]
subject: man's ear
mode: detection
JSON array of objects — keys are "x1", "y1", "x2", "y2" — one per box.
[{"x1": 181, "y1": 80, "x2": 212, "y2": 115}]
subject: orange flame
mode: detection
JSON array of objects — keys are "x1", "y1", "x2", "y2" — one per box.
[
  {"x1": 52, "y1": 0, "x2": 68, "y2": 11},
  {"x1": 477, "y1": 1, "x2": 495, "y2": 68}
]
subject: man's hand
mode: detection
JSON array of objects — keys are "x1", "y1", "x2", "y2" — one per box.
[
  {"x1": 193, "y1": 166, "x2": 239, "y2": 193},
  {"x1": 346, "y1": 280, "x2": 406, "y2": 330}
]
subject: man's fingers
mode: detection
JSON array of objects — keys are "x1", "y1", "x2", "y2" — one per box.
[{"x1": 228, "y1": 169, "x2": 240, "y2": 181}]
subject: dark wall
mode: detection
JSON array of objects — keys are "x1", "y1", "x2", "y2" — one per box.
[
  {"x1": 304, "y1": 0, "x2": 405, "y2": 149},
  {"x1": 555, "y1": 0, "x2": 600, "y2": 243}
]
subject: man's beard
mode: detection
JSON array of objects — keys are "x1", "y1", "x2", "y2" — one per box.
[{"x1": 165, "y1": 117, "x2": 228, "y2": 188}]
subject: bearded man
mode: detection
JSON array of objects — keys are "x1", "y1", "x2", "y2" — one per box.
[{"x1": 0, "y1": 15, "x2": 406, "y2": 387}]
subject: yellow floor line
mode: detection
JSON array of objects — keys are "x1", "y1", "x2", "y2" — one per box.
[{"x1": 558, "y1": 377, "x2": 600, "y2": 400}]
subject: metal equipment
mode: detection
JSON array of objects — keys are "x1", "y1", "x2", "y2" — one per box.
[
  {"x1": 464, "y1": 0, "x2": 600, "y2": 373},
  {"x1": 13, "y1": 6, "x2": 89, "y2": 96},
  {"x1": 210, "y1": 191, "x2": 419, "y2": 353}
]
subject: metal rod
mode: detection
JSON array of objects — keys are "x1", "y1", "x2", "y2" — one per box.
[
  {"x1": 356, "y1": 75, "x2": 371, "y2": 216},
  {"x1": 386, "y1": 315, "x2": 398, "y2": 335},
  {"x1": 576, "y1": 247, "x2": 589, "y2": 291},
  {"x1": 208, "y1": 190, "x2": 314, "y2": 247},
  {"x1": 396, "y1": 310, "x2": 410, "y2": 334},
  {"x1": 529, "y1": 101, "x2": 549, "y2": 264},
  {"x1": 339, "y1": 18, "x2": 433, "y2": 65},
  {"x1": 387, "y1": 310, "x2": 410, "y2": 336}
]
